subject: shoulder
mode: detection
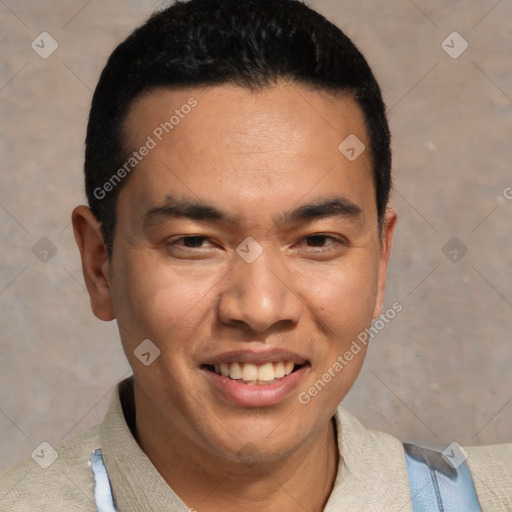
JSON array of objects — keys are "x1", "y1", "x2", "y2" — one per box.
[
  {"x1": 466, "y1": 443, "x2": 512, "y2": 509},
  {"x1": 0, "y1": 424, "x2": 101, "y2": 512},
  {"x1": 334, "y1": 406, "x2": 512, "y2": 509}
]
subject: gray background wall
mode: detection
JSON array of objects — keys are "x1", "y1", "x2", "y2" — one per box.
[{"x1": 0, "y1": 0, "x2": 511, "y2": 472}]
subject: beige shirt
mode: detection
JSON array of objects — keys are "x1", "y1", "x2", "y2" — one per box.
[{"x1": 1, "y1": 376, "x2": 511, "y2": 511}]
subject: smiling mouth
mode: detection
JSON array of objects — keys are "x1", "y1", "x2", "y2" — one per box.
[{"x1": 203, "y1": 361, "x2": 309, "y2": 385}]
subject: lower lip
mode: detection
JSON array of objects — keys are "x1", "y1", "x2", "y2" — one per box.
[{"x1": 203, "y1": 365, "x2": 309, "y2": 407}]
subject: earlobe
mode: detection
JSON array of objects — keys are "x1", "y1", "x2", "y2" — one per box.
[
  {"x1": 71, "y1": 205, "x2": 116, "y2": 321},
  {"x1": 372, "y1": 208, "x2": 398, "y2": 319}
]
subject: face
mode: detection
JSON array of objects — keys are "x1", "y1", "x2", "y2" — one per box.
[{"x1": 74, "y1": 82, "x2": 396, "y2": 463}]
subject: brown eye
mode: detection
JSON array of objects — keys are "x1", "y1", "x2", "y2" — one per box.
[
  {"x1": 181, "y1": 236, "x2": 208, "y2": 248},
  {"x1": 165, "y1": 235, "x2": 220, "y2": 260},
  {"x1": 293, "y1": 234, "x2": 348, "y2": 257},
  {"x1": 304, "y1": 235, "x2": 332, "y2": 247}
]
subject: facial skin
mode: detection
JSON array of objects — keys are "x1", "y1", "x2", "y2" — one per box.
[{"x1": 72, "y1": 82, "x2": 396, "y2": 512}]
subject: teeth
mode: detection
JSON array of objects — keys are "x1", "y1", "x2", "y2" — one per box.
[
  {"x1": 257, "y1": 362, "x2": 275, "y2": 381},
  {"x1": 230, "y1": 362, "x2": 243, "y2": 379},
  {"x1": 211, "y1": 361, "x2": 298, "y2": 382},
  {"x1": 242, "y1": 363, "x2": 258, "y2": 381},
  {"x1": 274, "y1": 362, "x2": 285, "y2": 379}
]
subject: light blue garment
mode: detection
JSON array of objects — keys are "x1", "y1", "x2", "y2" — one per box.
[
  {"x1": 90, "y1": 449, "x2": 119, "y2": 512},
  {"x1": 404, "y1": 443, "x2": 482, "y2": 512}
]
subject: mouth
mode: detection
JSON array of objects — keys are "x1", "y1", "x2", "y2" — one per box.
[
  {"x1": 200, "y1": 349, "x2": 311, "y2": 406},
  {"x1": 201, "y1": 354, "x2": 311, "y2": 407},
  {"x1": 202, "y1": 361, "x2": 309, "y2": 385}
]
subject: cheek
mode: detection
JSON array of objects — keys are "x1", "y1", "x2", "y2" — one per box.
[
  {"x1": 111, "y1": 251, "x2": 220, "y2": 348},
  {"x1": 295, "y1": 253, "x2": 379, "y2": 334}
]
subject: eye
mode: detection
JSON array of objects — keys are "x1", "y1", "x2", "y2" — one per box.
[
  {"x1": 175, "y1": 235, "x2": 210, "y2": 248},
  {"x1": 165, "y1": 235, "x2": 219, "y2": 257},
  {"x1": 293, "y1": 234, "x2": 348, "y2": 254},
  {"x1": 303, "y1": 235, "x2": 336, "y2": 247}
]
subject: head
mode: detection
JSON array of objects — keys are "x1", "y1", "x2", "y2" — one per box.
[{"x1": 73, "y1": 0, "x2": 396, "y2": 465}]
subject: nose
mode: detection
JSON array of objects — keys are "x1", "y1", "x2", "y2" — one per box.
[{"x1": 216, "y1": 248, "x2": 302, "y2": 334}]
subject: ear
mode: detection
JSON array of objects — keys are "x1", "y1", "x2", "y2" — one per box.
[
  {"x1": 71, "y1": 205, "x2": 115, "y2": 321},
  {"x1": 372, "y1": 208, "x2": 397, "y2": 319}
]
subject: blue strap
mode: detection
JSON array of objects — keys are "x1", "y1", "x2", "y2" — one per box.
[
  {"x1": 90, "y1": 449, "x2": 119, "y2": 512},
  {"x1": 404, "y1": 443, "x2": 482, "y2": 512}
]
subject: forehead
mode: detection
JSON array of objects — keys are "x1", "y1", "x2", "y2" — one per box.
[{"x1": 120, "y1": 82, "x2": 375, "y2": 223}]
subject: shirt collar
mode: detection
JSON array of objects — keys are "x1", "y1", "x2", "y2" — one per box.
[
  {"x1": 101, "y1": 376, "x2": 411, "y2": 511},
  {"x1": 101, "y1": 376, "x2": 187, "y2": 511}
]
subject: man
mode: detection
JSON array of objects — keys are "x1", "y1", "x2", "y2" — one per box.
[{"x1": 1, "y1": 0, "x2": 510, "y2": 510}]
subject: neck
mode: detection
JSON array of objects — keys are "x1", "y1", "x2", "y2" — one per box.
[{"x1": 133, "y1": 387, "x2": 338, "y2": 512}]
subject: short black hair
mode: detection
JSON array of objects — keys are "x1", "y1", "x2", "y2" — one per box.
[{"x1": 85, "y1": 0, "x2": 391, "y2": 259}]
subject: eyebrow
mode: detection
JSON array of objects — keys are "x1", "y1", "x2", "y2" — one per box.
[
  {"x1": 276, "y1": 197, "x2": 363, "y2": 225},
  {"x1": 143, "y1": 196, "x2": 236, "y2": 227},
  {"x1": 142, "y1": 194, "x2": 364, "y2": 228}
]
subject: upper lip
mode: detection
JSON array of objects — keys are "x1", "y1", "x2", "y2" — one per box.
[{"x1": 202, "y1": 349, "x2": 309, "y2": 366}]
